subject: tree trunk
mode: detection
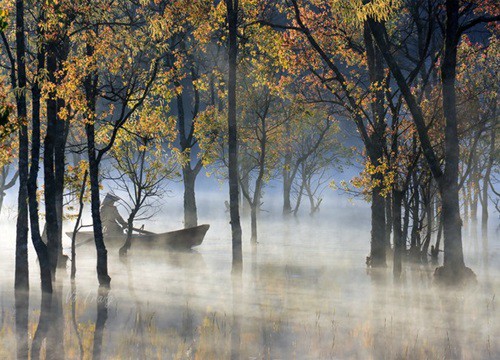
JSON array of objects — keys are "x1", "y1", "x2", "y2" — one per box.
[
  {"x1": 283, "y1": 177, "x2": 292, "y2": 215},
  {"x1": 421, "y1": 184, "x2": 433, "y2": 260},
  {"x1": 28, "y1": 35, "x2": 53, "y2": 293},
  {"x1": 14, "y1": 0, "x2": 29, "y2": 291},
  {"x1": 462, "y1": 185, "x2": 469, "y2": 230},
  {"x1": 226, "y1": 0, "x2": 242, "y2": 270},
  {"x1": 85, "y1": 38, "x2": 110, "y2": 287},
  {"x1": 410, "y1": 177, "x2": 420, "y2": 257},
  {"x1": 370, "y1": 185, "x2": 387, "y2": 267},
  {"x1": 54, "y1": 119, "x2": 68, "y2": 269},
  {"x1": 392, "y1": 190, "x2": 403, "y2": 278},
  {"x1": 432, "y1": 209, "x2": 443, "y2": 263},
  {"x1": 481, "y1": 124, "x2": 496, "y2": 261},
  {"x1": 182, "y1": 165, "x2": 198, "y2": 228},
  {"x1": 120, "y1": 209, "x2": 138, "y2": 257},
  {"x1": 440, "y1": 182, "x2": 465, "y2": 271},
  {"x1": 470, "y1": 160, "x2": 479, "y2": 248},
  {"x1": 0, "y1": 167, "x2": 18, "y2": 217},
  {"x1": 87, "y1": 128, "x2": 111, "y2": 287},
  {"x1": 250, "y1": 205, "x2": 257, "y2": 243},
  {"x1": 422, "y1": 186, "x2": 434, "y2": 262},
  {"x1": 437, "y1": 0, "x2": 467, "y2": 280},
  {"x1": 240, "y1": 162, "x2": 251, "y2": 216},
  {"x1": 44, "y1": 40, "x2": 60, "y2": 276},
  {"x1": 54, "y1": 36, "x2": 70, "y2": 269},
  {"x1": 385, "y1": 192, "x2": 392, "y2": 251},
  {"x1": 282, "y1": 145, "x2": 292, "y2": 215},
  {"x1": 364, "y1": 22, "x2": 387, "y2": 268},
  {"x1": 71, "y1": 171, "x2": 87, "y2": 280},
  {"x1": 293, "y1": 174, "x2": 305, "y2": 216}
]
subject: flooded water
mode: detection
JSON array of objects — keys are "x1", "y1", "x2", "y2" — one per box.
[{"x1": 0, "y1": 201, "x2": 499, "y2": 359}]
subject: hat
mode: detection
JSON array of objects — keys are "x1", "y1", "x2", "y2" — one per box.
[{"x1": 103, "y1": 193, "x2": 120, "y2": 203}]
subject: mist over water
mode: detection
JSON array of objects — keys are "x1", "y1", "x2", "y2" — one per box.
[{"x1": 0, "y1": 192, "x2": 499, "y2": 359}]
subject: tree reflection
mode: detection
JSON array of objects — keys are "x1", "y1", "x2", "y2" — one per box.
[
  {"x1": 14, "y1": 290, "x2": 28, "y2": 360},
  {"x1": 30, "y1": 289, "x2": 64, "y2": 360},
  {"x1": 92, "y1": 287, "x2": 109, "y2": 360}
]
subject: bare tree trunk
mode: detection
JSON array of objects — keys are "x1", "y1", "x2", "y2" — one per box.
[
  {"x1": 282, "y1": 144, "x2": 293, "y2": 215},
  {"x1": 283, "y1": 177, "x2": 292, "y2": 215},
  {"x1": 385, "y1": 191, "x2": 392, "y2": 251},
  {"x1": 470, "y1": 158, "x2": 479, "y2": 249},
  {"x1": 481, "y1": 124, "x2": 496, "y2": 262},
  {"x1": 402, "y1": 193, "x2": 410, "y2": 251},
  {"x1": 226, "y1": 0, "x2": 242, "y2": 270},
  {"x1": 0, "y1": 167, "x2": 18, "y2": 217},
  {"x1": 71, "y1": 171, "x2": 87, "y2": 280},
  {"x1": 240, "y1": 160, "x2": 251, "y2": 216},
  {"x1": 421, "y1": 183, "x2": 433, "y2": 260},
  {"x1": 86, "y1": 128, "x2": 111, "y2": 287},
  {"x1": 120, "y1": 208, "x2": 138, "y2": 257},
  {"x1": 293, "y1": 178, "x2": 305, "y2": 216},
  {"x1": 370, "y1": 186, "x2": 387, "y2": 267},
  {"x1": 14, "y1": 0, "x2": 29, "y2": 291},
  {"x1": 410, "y1": 176, "x2": 420, "y2": 258},
  {"x1": 462, "y1": 185, "x2": 469, "y2": 231},
  {"x1": 392, "y1": 190, "x2": 403, "y2": 278},
  {"x1": 182, "y1": 165, "x2": 198, "y2": 228},
  {"x1": 250, "y1": 205, "x2": 257, "y2": 243},
  {"x1": 432, "y1": 210, "x2": 443, "y2": 263}
]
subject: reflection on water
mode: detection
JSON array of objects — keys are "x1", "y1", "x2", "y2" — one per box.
[
  {"x1": 0, "y1": 211, "x2": 499, "y2": 359},
  {"x1": 14, "y1": 291, "x2": 28, "y2": 360},
  {"x1": 92, "y1": 287, "x2": 109, "y2": 360}
]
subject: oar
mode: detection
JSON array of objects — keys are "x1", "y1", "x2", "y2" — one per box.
[{"x1": 131, "y1": 227, "x2": 156, "y2": 235}]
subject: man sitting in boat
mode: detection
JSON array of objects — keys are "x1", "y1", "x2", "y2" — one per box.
[{"x1": 101, "y1": 193, "x2": 127, "y2": 236}]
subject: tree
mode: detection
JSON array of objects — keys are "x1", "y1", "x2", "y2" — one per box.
[
  {"x1": 28, "y1": 5, "x2": 52, "y2": 292},
  {"x1": 281, "y1": 105, "x2": 346, "y2": 216},
  {"x1": 366, "y1": 0, "x2": 498, "y2": 283},
  {"x1": 58, "y1": 0, "x2": 162, "y2": 286},
  {"x1": 259, "y1": 0, "x2": 391, "y2": 266},
  {"x1": 108, "y1": 116, "x2": 177, "y2": 257},
  {"x1": 0, "y1": 82, "x2": 17, "y2": 215},
  {"x1": 226, "y1": 0, "x2": 243, "y2": 269},
  {"x1": 237, "y1": 69, "x2": 287, "y2": 242},
  {"x1": 13, "y1": 0, "x2": 29, "y2": 291},
  {"x1": 0, "y1": 164, "x2": 17, "y2": 215},
  {"x1": 145, "y1": 0, "x2": 215, "y2": 229}
]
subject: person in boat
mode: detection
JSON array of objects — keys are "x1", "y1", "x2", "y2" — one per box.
[{"x1": 101, "y1": 193, "x2": 127, "y2": 236}]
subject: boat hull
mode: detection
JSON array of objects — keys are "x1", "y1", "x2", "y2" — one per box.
[{"x1": 66, "y1": 224, "x2": 209, "y2": 250}]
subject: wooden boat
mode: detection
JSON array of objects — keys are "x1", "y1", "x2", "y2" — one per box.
[{"x1": 66, "y1": 224, "x2": 210, "y2": 250}]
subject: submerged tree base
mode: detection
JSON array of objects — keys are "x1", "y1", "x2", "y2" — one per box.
[
  {"x1": 434, "y1": 265, "x2": 477, "y2": 286},
  {"x1": 366, "y1": 255, "x2": 387, "y2": 268}
]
